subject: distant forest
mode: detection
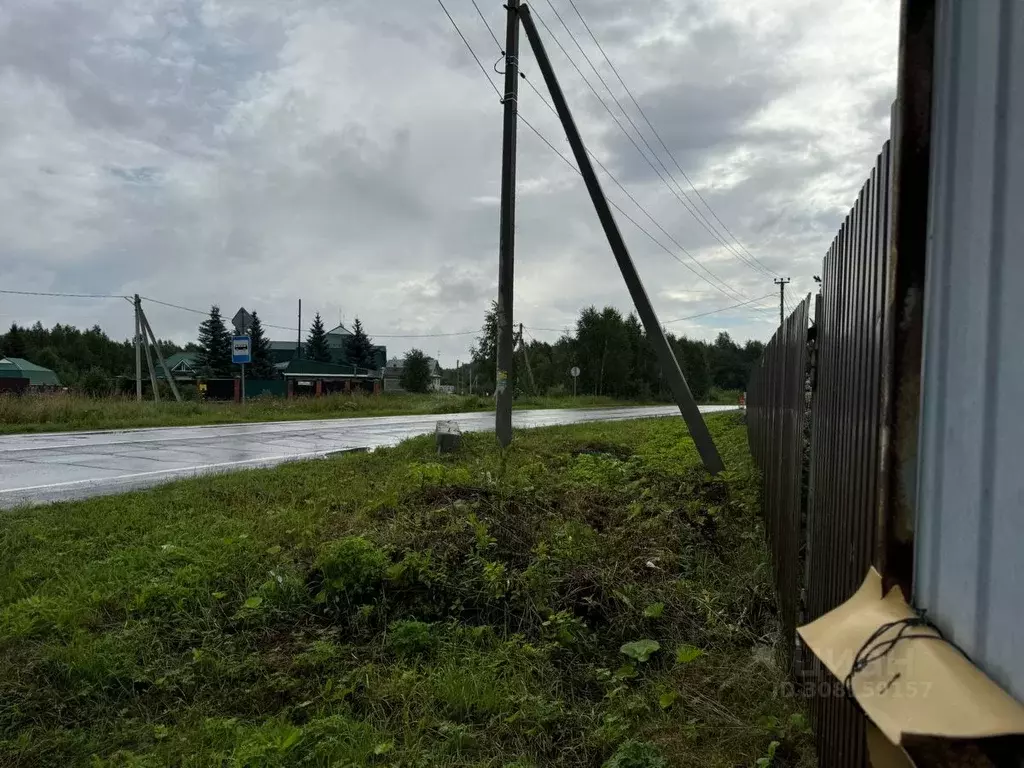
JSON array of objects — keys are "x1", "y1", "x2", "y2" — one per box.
[
  {"x1": 0, "y1": 321, "x2": 186, "y2": 393},
  {"x1": 2, "y1": 302, "x2": 767, "y2": 399},
  {"x1": 453, "y1": 303, "x2": 766, "y2": 400}
]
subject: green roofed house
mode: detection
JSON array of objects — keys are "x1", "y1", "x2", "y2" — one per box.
[
  {"x1": 268, "y1": 324, "x2": 387, "y2": 369},
  {"x1": 159, "y1": 352, "x2": 200, "y2": 382},
  {"x1": 0, "y1": 357, "x2": 62, "y2": 390}
]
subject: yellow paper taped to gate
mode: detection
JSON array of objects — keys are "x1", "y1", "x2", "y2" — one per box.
[{"x1": 798, "y1": 567, "x2": 1024, "y2": 744}]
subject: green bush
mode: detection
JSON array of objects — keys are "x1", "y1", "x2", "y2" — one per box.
[
  {"x1": 603, "y1": 740, "x2": 668, "y2": 768},
  {"x1": 387, "y1": 620, "x2": 435, "y2": 657},
  {"x1": 79, "y1": 368, "x2": 113, "y2": 397},
  {"x1": 315, "y1": 536, "x2": 388, "y2": 603}
]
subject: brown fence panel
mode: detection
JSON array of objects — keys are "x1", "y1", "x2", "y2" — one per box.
[
  {"x1": 746, "y1": 295, "x2": 810, "y2": 671},
  {"x1": 801, "y1": 139, "x2": 892, "y2": 768},
  {"x1": 747, "y1": 137, "x2": 892, "y2": 768}
]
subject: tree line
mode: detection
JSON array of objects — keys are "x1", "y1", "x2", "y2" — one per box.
[
  {"x1": 2, "y1": 303, "x2": 767, "y2": 400},
  {"x1": 462, "y1": 303, "x2": 765, "y2": 400},
  {"x1": 195, "y1": 307, "x2": 378, "y2": 378},
  {"x1": 0, "y1": 321, "x2": 181, "y2": 394},
  {"x1": 0, "y1": 306, "x2": 381, "y2": 391}
]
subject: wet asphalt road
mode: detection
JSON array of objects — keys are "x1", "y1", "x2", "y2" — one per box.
[{"x1": 0, "y1": 405, "x2": 735, "y2": 508}]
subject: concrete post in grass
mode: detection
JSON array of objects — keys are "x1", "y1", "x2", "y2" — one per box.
[{"x1": 435, "y1": 420, "x2": 462, "y2": 455}]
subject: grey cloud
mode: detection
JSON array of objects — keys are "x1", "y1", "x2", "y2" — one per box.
[
  {"x1": 1, "y1": 0, "x2": 283, "y2": 153},
  {"x1": 0, "y1": 0, "x2": 898, "y2": 363}
]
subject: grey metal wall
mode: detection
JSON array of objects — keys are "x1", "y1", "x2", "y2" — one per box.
[
  {"x1": 746, "y1": 295, "x2": 810, "y2": 671},
  {"x1": 914, "y1": 0, "x2": 1024, "y2": 703}
]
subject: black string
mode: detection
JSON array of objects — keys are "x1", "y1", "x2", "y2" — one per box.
[{"x1": 843, "y1": 612, "x2": 965, "y2": 695}]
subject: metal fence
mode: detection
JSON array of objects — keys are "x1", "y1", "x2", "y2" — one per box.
[
  {"x1": 746, "y1": 295, "x2": 810, "y2": 670},
  {"x1": 742, "y1": 3, "x2": 1024, "y2": 764},
  {"x1": 806, "y1": 138, "x2": 893, "y2": 768},
  {"x1": 746, "y1": 137, "x2": 894, "y2": 768}
]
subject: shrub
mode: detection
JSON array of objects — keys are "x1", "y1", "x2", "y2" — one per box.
[
  {"x1": 79, "y1": 368, "x2": 112, "y2": 397},
  {"x1": 315, "y1": 536, "x2": 388, "y2": 603},
  {"x1": 388, "y1": 620, "x2": 435, "y2": 657},
  {"x1": 603, "y1": 740, "x2": 668, "y2": 768}
]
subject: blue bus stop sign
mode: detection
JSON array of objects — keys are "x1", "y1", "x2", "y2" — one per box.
[{"x1": 231, "y1": 336, "x2": 252, "y2": 365}]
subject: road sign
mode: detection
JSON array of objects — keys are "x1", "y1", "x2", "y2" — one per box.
[
  {"x1": 570, "y1": 366, "x2": 580, "y2": 378},
  {"x1": 232, "y1": 336, "x2": 252, "y2": 365},
  {"x1": 232, "y1": 307, "x2": 252, "y2": 335}
]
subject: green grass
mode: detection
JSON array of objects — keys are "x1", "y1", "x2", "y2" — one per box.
[
  {"x1": 0, "y1": 413, "x2": 812, "y2": 767},
  {"x1": 0, "y1": 392, "x2": 659, "y2": 435}
]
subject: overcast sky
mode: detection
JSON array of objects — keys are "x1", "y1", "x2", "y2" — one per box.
[{"x1": 0, "y1": 0, "x2": 898, "y2": 365}]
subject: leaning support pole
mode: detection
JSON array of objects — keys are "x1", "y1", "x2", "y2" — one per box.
[
  {"x1": 138, "y1": 304, "x2": 182, "y2": 402},
  {"x1": 139, "y1": 310, "x2": 160, "y2": 403},
  {"x1": 518, "y1": 4, "x2": 724, "y2": 473}
]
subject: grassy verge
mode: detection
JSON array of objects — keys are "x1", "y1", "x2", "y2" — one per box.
[
  {"x1": 0, "y1": 413, "x2": 811, "y2": 767},
  {"x1": 0, "y1": 393, "x2": 662, "y2": 435}
]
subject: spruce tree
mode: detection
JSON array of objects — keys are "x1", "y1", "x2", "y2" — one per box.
[
  {"x1": 197, "y1": 306, "x2": 232, "y2": 377},
  {"x1": 345, "y1": 318, "x2": 376, "y2": 369},
  {"x1": 2, "y1": 323, "x2": 27, "y2": 358},
  {"x1": 471, "y1": 302, "x2": 499, "y2": 387},
  {"x1": 401, "y1": 348, "x2": 432, "y2": 393},
  {"x1": 248, "y1": 312, "x2": 276, "y2": 379},
  {"x1": 306, "y1": 313, "x2": 332, "y2": 363}
]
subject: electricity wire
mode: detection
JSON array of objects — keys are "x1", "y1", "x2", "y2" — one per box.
[
  {"x1": 525, "y1": 293, "x2": 775, "y2": 333},
  {"x1": 136, "y1": 295, "x2": 478, "y2": 338},
  {"x1": 530, "y1": 2, "x2": 772, "y2": 282},
  {"x1": 560, "y1": 0, "x2": 782, "y2": 278},
  {"x1": 0, "y1": 289, "x2": 127, "y2": 299},
  {"x1": 451, "y1": 1, "x2": 755, "y2": 306}
]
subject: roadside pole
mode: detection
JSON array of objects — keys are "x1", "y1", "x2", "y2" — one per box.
[
  {"x1": 518, "y1": 6, "x2": 724, "y2": 473},
  {"x1": 774, "y1": 277, "x2": 791, "y2": 326},
  {"x1": 495, "y1": 0, "x2": 520, "y2": 447},
  {"x1": 232, "y1": 335, "x2": 252, "y2": 406},
  {"x1": 134, "y1": 294, "x2": 142, "y2": 401}
]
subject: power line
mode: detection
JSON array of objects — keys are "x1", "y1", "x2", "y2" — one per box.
[
  {"x1": 529, "y1": 2, "x2": 771, "y2": 284},
  {"x1": 141, "y1": 294, "x2": 478, "y2": 339},
  {"x1": 367, "y1": 329, "x2": 478, "y2": 339},
  {"x1": 437, "y1": 0, "x2": 503, "y2": 101},
  {"x1": 516, "y1": 111, "x2": 747, "y2": 304},
  {"x1": 459, "y1": 4, "x2": 757, "y2": 306},
  {"x1": 518, "y1": 75, "x2": 753, "y2": 304},
  {"x1": 469, "y1": 0, "x2": 503, "y2": 52},
  {"x1": 468, "y1": 6, "x2": 770, "y2": 315},
  {"x1": 560, "y1": 0, "x2": 781, "y2": 278},
  {"x1": 139, "y1": 295, "x2": 207, "y2": 316},
  {"x1": 525, "y1": 294, "x2": 775, "y2": 334},
  {"x1": 661, "y1": 294, "x2": 776, "y2": 325},
  {"x1": 0, "y1": 289, "x2": 127, "y2": 299}
]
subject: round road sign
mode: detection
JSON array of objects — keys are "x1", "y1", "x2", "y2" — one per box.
[{"x1": 570, "y1": 366, "x2": 580, "y2": 378}]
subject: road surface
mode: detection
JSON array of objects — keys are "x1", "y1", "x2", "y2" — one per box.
[{"x1": 0, "y1": 405, "x2": 735, "y2": 508}]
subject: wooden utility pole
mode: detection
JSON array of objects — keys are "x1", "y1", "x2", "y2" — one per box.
[
  {"x1": 134, "y1": 295, "x2": 142, "y2": 401},
  {"x1": 495, "y1": 0, "x2": 520, "y2": 447},
  {"x1": 774, "y1": 278, "x2": 791, "y2": 326},
  {"x1": 297, "y1": 299, "x2": 302, "y2": 359}
]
